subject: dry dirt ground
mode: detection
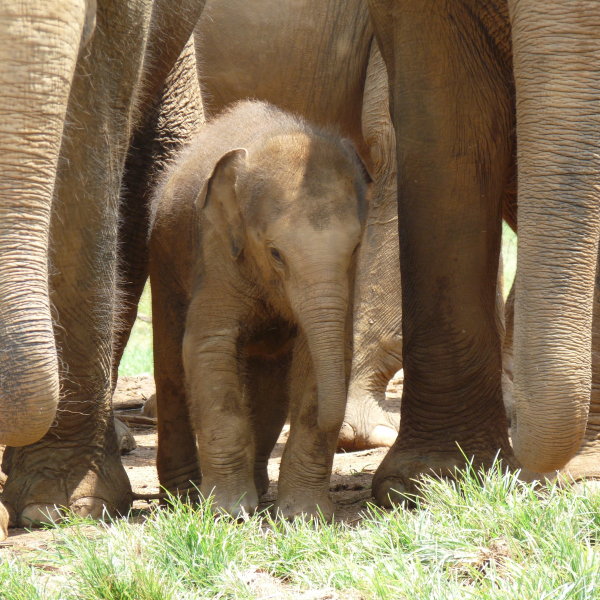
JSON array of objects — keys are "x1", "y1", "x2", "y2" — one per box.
[{"x1": 2, "y1": 375, "x2": 402, "y2": 552}]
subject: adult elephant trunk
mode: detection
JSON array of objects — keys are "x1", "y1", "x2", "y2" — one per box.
[
  {"x1": 509, "y1": 1, "x2": 600, "y2": 472},
  {"x1": 292, "y1": 279, "x2": 350, "y2": 433},
  {"x1": 0, "y1": 1, "x2": 87, "y2": 444}
]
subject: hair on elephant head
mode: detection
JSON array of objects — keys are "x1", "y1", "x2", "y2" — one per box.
[{"x1": 196, "y1": 113, "x2": 369, "y2": 266}]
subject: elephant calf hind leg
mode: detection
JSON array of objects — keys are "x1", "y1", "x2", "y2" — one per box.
[
  {"x1": 152, "y1": 279, "x2": 201, "y2": 497},
  {"x1": 247, "y1": 355, "x2": 291, "y2": 498}
]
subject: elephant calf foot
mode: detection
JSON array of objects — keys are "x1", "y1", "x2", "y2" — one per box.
[
  {"x1": 337, "y1": 392, "x2": 399, "y2": 451},
  {"x1": 274, "y1": 489, "x2": 334, "y2": 522},
  {"x1": 254, "y1": 462, "x2": 270, "y2": 498},
  {"x1": 372, "y1": 444, "x2": 516, "y2": 507},
  {"x1": 1, "y1": 443, "x2": 131, "y2": 528}
]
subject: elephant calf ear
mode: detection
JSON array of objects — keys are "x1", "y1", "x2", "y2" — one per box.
[
  {"x1": 341, "y1": 139, "x2": 372, "y2": 225},
  {"x1": 197, "y1": 148, "x2": 248, "y2": 260}
]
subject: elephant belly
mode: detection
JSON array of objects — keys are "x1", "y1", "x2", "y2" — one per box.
[
  {"x1": 243, "y1": 321, "x2": 297, "y2": 362},
  {"x1": 196, "y1": 0, "x2": 372, "y2": 158}
]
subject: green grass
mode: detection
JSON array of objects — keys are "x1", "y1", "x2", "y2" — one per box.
[
  {"x1": 0, "y1": 559, "x2": 48, "y2": 600},
  {"x1": 4, "y1": 464, "x2": 599, "y2": 599},
  {"x1": 118, "y1": 285, "x2": 153, "y2": 377}
]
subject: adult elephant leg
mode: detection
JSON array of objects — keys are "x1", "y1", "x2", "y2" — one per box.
[
  {"x1": 2, "y1": 0, "x2": 153, "y2": 526},
  {"x1": 368, "y1": 0, "x2": 515, "y2": 505},
  {"x1": 112, "y1": 37, "x2": 204, "y2": 381},
  {"x1": 0, "y1": 0, "x2": 88, "y2": 538},
  {"x1": 509, "y1": 0, "x2": 600, "y2": 472},
  {"x1": 342, "y1": 40, "x2": 401, "y2": 450},
  {"x1": 111, "y1": 0, "x2": 206, "y2": 377}
]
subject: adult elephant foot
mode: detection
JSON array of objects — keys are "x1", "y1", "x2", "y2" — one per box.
[
  {"x1": 337, "y1": 395, "x2": 399, "y2": 451},
  {"x1": 1, "y1": 431, "x2": 131, "y2": 528},
  {"x1": 372, "y1": 441, "x2": 516, "y2": 507},
  {"x1": 338, "y1": 370, "x2": 402, "y2": 451},
  {"x1": 114, "y1": 417, "x2": 137, "y2": 455}
]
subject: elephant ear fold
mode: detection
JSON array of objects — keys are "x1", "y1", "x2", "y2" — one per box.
[
  {"x1": 341, "y1": 139, "x2": 373, "y2": 185},
  {"x1": 341, "y1": 139, "x2": 373, "y2": 225},
  {"x1": 197, "y1": 148, "x2": 248, "y2": 260}
]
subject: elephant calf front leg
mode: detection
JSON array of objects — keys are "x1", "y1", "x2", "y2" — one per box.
[
  {"x1": 183, "y1": 300, "x2": 257, "y2": 516},
  {"x1": 276, "y1": 336, "x2": 338, "y2": 521}
]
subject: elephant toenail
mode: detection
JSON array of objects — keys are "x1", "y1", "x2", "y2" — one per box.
[
  {"x1": 70, "y1": 497, "x2": 115, "y2": 520},
  {"x1": 20, "y1": 503, "x2": 63, "y2": 527}
]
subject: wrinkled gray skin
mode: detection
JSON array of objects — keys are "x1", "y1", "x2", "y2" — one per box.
[
  {"x1": 504, "y1": 275, "x2": 600, "y2": 489},
  {"x1": 507, "y1": 0, "x2": 600, "y2": 485},
  {"x1": 195, "y1": 0, "x2": 402, "y2": 452},
  {"x1": 114, "y1": 36, "x2": 207, "y2": 493},
  {"x1": 112, "y1": 36, "x2": 205, "y2": 382},
  {"x1": 0, "y1": 0, "x2": 206, "y2": 538},
  {"x1": 150, "y1": 100, "x2": 367, "y2": 519},
  {"x1": 367, "y1": 0, "x2": 600, "y2": 504}
]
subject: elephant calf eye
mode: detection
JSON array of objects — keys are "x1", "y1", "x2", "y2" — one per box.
[{"x1": 269, "y1": 247, "x2": 284, "y2": 264}]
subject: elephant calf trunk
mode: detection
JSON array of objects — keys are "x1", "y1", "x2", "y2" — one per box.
[
  {"x1": 317, "y1": 383, "x2": 348, "y2": 433},
  {"x1": 299, "y1": 297, "x2": 349, "y2": 434}
]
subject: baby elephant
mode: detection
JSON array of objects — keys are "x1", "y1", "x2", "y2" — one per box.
[{"x1": 149, "y1": 100, "x2": 368, "y2": 519}]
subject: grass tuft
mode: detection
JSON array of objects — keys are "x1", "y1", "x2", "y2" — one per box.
[
  {"x1": 142, "y1": 493, "x2": 263, "y2": 594},
  {"x1": 0, "y1": 559, "x2": 52, "y2": 600},
  {"x1": 3, "y1": 461, "x2": 598, "y2": 599}
]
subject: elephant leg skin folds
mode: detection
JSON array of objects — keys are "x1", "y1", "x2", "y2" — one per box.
[
  {"x1": 1, "y1": 423, "x2": 131, "y2": 528},
  {"x1": 367, "y1": 0, "x2": 517, "y2": 505}
]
